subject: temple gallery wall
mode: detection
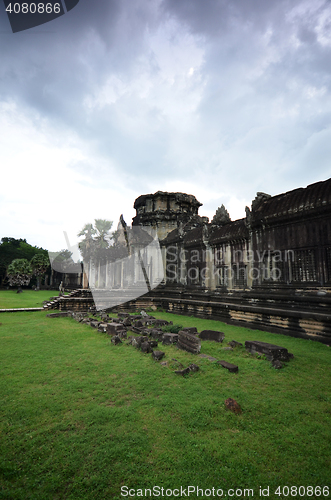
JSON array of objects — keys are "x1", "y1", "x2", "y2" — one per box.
[{"x1": 50, "y1": 178, "x2": 331, "y2": 344}]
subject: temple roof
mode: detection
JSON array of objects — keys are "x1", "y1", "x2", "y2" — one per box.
[
  {"x1": 209, "y1": 218, "x2": 248, "y2": 244},
  {"x1": 252, "y1": 177, "x2": 331, "y2": 222},
  {"x1": 134, "y1": 191, "x2": 202, "y2": 210}
]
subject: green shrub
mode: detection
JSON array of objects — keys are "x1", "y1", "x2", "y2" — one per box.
[{"x1": 162, "y1": 323, "x2": 183, "y2": 333}]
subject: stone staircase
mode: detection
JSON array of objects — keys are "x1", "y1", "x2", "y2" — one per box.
[{"x1": 43, "y1": 289, "x2": 84, "y2": 310}]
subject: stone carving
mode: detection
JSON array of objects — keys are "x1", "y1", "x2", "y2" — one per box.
[
  {"x1": 251, "y1": 192, "x2": 271, "y2": 211},
  {"x1": 211, "y1": 204, "x2": 231, "y2": 225},
  {"x1": 177, "y1": 331, "x2": 201, "y2": 354}
]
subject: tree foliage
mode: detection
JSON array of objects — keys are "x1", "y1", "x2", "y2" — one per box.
[
  {"x1": 0, "y1": 237, "x2": 48, "y2": 286},
  {"x1": 30, "y1": 253, "x2": 50, "y2": 289},
  {"x1": 30, "y1": 253, "x2": 50, "y2": 276},
  {"x1": 78, "y1": 220, "x2": 113, "y2": 262},
  {"x1": 7, "y1": 259, "x2": 33, "y2": 289}
]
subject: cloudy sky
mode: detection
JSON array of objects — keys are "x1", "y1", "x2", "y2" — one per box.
[{"x1": 1, "y1": 0, "x2": 331, "y2": 252}]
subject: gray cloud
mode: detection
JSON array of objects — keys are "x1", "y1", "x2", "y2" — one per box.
[{"x1": 1, "y1": 0, "x2": 331, "y2": 248}]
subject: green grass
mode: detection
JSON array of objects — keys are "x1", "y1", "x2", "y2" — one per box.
[
  {"x1": 0, "y1": 290, "x2": 67, "y2": 309},
  {"x1": 0, "y1": 310, "x2": 330, "y2": 499}
]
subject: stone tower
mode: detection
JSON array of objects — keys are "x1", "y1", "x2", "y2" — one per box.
[{"x1": 132, "y1": 191, "x2": 202, "y2": 240}]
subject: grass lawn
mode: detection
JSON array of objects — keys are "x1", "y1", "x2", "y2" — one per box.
[
  {"x1": 0, "y1": 290, "x2": 67, "y2": 309},
  {"x1": 0, "y1": 310, "x2": 330, "y2": 499}
]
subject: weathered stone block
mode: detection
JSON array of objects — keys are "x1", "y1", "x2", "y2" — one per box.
[
  {"x1": 90, "y1": 321, "x2": 99, "y2": 328},
  {"x1": 132, "y1": 336, "x2": 149, "y2": 349},
  {"x1": 141, "y1": 341, "x2": 153, "y2": 353},
  {"x1": 175, "y1": 367, "x2": 191, "y2": 376},
  {"x1": 199, "y1": 330, "x2": 225, "y2": 342},
  {"x1": 181, "y1": 327, "x2": 198, "y2": 334},
  {"x1": 162, "y1": 333, "x2": 178, "y2": 345},
  {"x1": 152, "y1": 350, "x2": 165, "y2": 361},
  {"x1": 98, "y1": 323, "x2": 108, "y2": 332},
  {"x1": 107, "y1": 323, "x2": 126, "y2": 336},
  {"x1": 217, "y1": 360, "x2": 238, "y2": 373},
  {"x1": 117, "y1": 330, "x2": 127, "y2": 339},
  {"x1": 188, "y1": 363, "x2": 199, "y2": 372},
  {"x1": 225, "y1": 398, "x2": 242, "y2": 414},
  {"x1": 111, "y1": 335, "x2": 122, "y2": 345},
  {"x1": 177, "y1": 331, "x2": 201, "y2": 354},
  {"x1": 131, "y1": 326, "x2": 144, "y2": 334},
  {"x1": 154, "y1": 319, "x2": 170, "y2": 326},
  {"x1": 245, "y1": 341, "x2": 293, "y2": 361},
  {"x1": 228, "y1": 340, "x2": 243, "y2": 348},
  {"x1": 149, "y1": 329, "x2": 164, "y2": 340}
]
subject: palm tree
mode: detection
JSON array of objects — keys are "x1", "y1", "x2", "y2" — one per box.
[
  {"x1": 78, "y1": 220, "x2": 113, "y2": 288},
  {"x1": 30, "y1": 253, "x2": 50, "y2": 290},
  {"x1": 94, "y1": 219, "x2": 113, "y2": 249},
  {"x1": 7, "y1": 258, "x2": 33, "y2": 293}
]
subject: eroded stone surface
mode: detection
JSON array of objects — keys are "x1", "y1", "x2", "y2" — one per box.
[
  {"x1": 162, "y1": 333, "x2": 178, "y2": 345},
  {"x1": 175, "y1": 367, "x2": 191, "y2": 376},
  {"x1": 225, "y1": 398, "x2": 242, "y2": 414},
  {"x1": 107, "y1": 322, "x2": 126, "y2": 336},
  {"x1": 228, "y1": 340, "x2": 243, "y2": 348},
  {"x1": 199, "y1": 330, "x2": 225, "y2": 342},
  {"x1": 177, "y1": 331, "x2": 201, "y2": 354},
  {"x1": 245, "y1": 341, "x2": 293, "y2": 361},
  {"x1": 141, "y1": 341, "x2": 153, "y2": 353},
  {"x1": 152, "y1": 350, "x2": 165, "y2": 361},
  {"x1": 188, "y1": 363, "x2": 199, "y2": 372},
  {"x1": 111, "y1": 335, "x2": 122, "y2": 345},
  {"x1": 181, "y1": 327, "x2": 198, "y2": 334},
  {"x1": 217, "y1": 360, "x2": 238, "y2": 373}
]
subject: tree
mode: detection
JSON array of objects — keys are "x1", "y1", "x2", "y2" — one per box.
[
  {"x1": 94, "y1": 219, "x2": 113, "y2": 248},
  {"x1": 7, "y1": 259, "x2": 33, "y2": 293},
  {"x1": 77, "y1": 223, "x2": 96, "y2": 261},
  {"x1": 78, "y1": 220, "x2": 113, "y2": 258},
  {"x1": 78, "y1": 220, "x2": 113, "y2": 287},
  {"x1": 0, "y1": 237, "x2": 49, "y2": 286},
  {"x1": 30, "y1": 253, "x2": 50, "y2": 290}
]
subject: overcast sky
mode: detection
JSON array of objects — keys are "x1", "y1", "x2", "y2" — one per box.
[{"x1": 1, "y1": 0, "x2": 331, "y2": 252}]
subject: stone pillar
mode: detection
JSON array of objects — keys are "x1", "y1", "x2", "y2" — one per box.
[
  {"x1": 224, "y1": 245, "x2": 232, "y2": 289},
  {"x1": 179, "y1": 244, "x2": 187, "y2": 285},
  {"x1": 245, "y1": 240, "x2": 253, "y2": 288}
]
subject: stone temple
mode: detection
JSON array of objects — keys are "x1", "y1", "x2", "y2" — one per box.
[{"x1": 49, "y1": 177, "x2": 331, "y2": 344}]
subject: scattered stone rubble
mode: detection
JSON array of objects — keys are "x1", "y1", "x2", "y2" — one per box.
[{"x1": 46, "y1": 310, "x2": 294, "y2": 373}]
